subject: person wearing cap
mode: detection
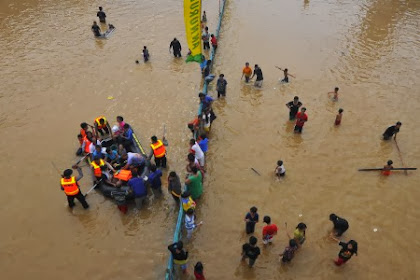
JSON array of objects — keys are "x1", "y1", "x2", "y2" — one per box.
[
  {"x1": 383, "y1": 122, "x2": 402, "y2": 140},
  {"x1": 382, "y1": 160, "x2": 393, "y2": 176},
  {"x1": 168, "y1": 241, "x2": 189, "y2": 274},
  {"x1": 286, "y1": 96, "x2": 303, "y2": 120},
  {"x1": 148, "y1": 135, "x2": 167, "y2": 168},
  {"x1": 60, "y1": 165, "x2": 89, "y2": 209}
]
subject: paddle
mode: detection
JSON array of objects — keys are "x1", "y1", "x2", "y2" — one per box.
[
  {"x1": 358, "y1": 168, "x2": 416, "y2": 171},
  {"x1": 395, "y1": 139, "x2": 408, "y2": 175},
  {"x1": 52, "y1": 154, "x2": 90, "y2": 177},
  {"x1": 162, "y1": 124, "x2": 169, "y2": 146},
  {"x1": 84, "y1": 179, "x2": 103, "y2": 197}
]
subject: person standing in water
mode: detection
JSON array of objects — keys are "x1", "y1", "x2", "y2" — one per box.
[
  {"x1": 262, "y1": 215, "x2": 278, "y2": 245},
  {"x1": 202, "y1": 27, "x2": 210, "y2": 50},
  {"x1": 216, "y1": 74, "x2": 228, "y2": 98},
  {"x1": 169, "y1": 38, "x2": 182, "y2": 57},
  {"x1": 251, "y1": 64, "x2": 264, "y2": 88},
  {"x1": 328, "y1": 87, "x2": 339, "y2": 101},
  {"x1": 331, "y1": 238, "x2": 358, "y2": 266},
  {"x1": 91, "y1": 21, "x2": 101, "y2": 37},
  {"x1": 383, "y1": 122, "x2": 402, "y2": 140},
  {"x1": 241, "y1": 62, "x2": 253, "y2": 83},
  {"x1": 294, "y1": 107, "x2": 308, "y2": 133},
  {"x1": 329, "y1": 213, "x2": 349, "y2": 237},
  {"x1": 241, "y1": 236, "x2": 261, "y2": 268},
  {"x1": 286, "y1": 96, "x2": 302, "y2": 120},
  {"x1": 382, "y1": 160, "x2": 393, "y2": 176},
  {"x1": 142, "y1": 46, "x2": 150, "y2": 62},
  {"x1": 97, "y1": 7, "x2": 106, "y2": 23},
  {"x1": 275, "y1": 160, "x2": 286, "y2": 177},
  {"x1": 335, "y1": 108, "x2": 344, "y2": 125},
  {"x1": 244, "y1": 206, "x2": 259, "y2": 234},
  {"x1": 276, "y1": 66, "x2": 295, "y2": 83}
]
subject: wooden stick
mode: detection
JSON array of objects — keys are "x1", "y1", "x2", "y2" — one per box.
[
  {"x1": 251, "y1": 168, "x2": 261, "y2": 176},
  {"x1": 395, "y1": 139, "x2": 408, "y2": 175}
]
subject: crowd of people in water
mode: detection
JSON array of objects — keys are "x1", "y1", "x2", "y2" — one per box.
[{"x1": 60, "y1": 5, "x2": 410, "y2": 279}]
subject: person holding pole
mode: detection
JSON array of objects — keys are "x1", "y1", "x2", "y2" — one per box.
[
  {"x1": 60, "y1": 165, "x2": 89, "y2": 209},
  {"x1": 382, "y1": 122, "x2": 401, "y2": 140}
]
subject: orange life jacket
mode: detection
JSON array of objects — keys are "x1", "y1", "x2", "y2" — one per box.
[
  {"x1": 61, "y1": 177, "x2": 80, "y2": 196},
  {"x1": 94, "y1": 116, "x2": 107, "y2": 129},
  {"x1": 91, "y1": 159, "x2": 105, "y2": 178},
  {"x1": 83, "y1": 136, "x2": 92, "y2": 153},
  {"x1": 150, "y1": 140, "x2": 166, "y2": 158},
  {"x1": 114, "y1": 170, "x2": 132, "y2": 181}
]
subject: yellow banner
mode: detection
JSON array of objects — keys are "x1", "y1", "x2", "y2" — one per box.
[{"x1": 184, "y1": 0, "x2": 202, "y2": 62}]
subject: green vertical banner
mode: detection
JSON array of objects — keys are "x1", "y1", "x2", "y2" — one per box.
[{"x1": 184, "y1": 0, "x2": 202, "y2": 63}]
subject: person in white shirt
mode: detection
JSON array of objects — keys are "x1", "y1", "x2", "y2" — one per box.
[
  {"x1": 185, "y1": 208, "x2": 202, "y2": 239},
  {"x1": 275, "y1": 160, "x2": 286, "y2": 177},
  {"x1": 189, "y1": 139, "x2": 205, "y2": 167}
]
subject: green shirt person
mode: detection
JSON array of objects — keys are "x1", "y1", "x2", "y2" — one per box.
[{"x1": 185, "y1": 167, "x2": 203, "y2": 200}]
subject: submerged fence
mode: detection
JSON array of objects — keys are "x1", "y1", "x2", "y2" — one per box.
[{"x1": 164, "y1": 1, "x2": 226, "y2": 279}]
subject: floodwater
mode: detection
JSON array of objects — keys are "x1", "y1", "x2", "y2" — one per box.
[{"x1": 0, "y1": 0, "x2": 419, "y2": 279}]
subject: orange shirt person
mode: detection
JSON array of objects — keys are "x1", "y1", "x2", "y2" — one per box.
[
  {"x1": 241, "y1": 62, "x2": 253, "y2": 83},
  {"x1": 382, "y1": 160, "x2": 393, "y2": 176}
]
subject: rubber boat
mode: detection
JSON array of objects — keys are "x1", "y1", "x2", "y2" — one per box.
[{"x1": 87, "y1": 126, "x2": 150, "y2": 204}]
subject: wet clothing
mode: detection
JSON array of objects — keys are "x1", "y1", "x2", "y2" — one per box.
[
  {"x1": 97, "y1": 11, "x2": 106, "y2": 23},
  {"x1": 67, "y1": 192, "x2": 89, "y2": 209},
  {"x1": 198, "y1": 138, "x2": 209, "y2": 153},
  {"x1": 295, "y1": 112, "x2": 308, "y2": 127},
  {"x1": 242, "y1": 243, "x2": 260, "y2": 266},
  {"x1": 186, "y1": 171, "x2": 203, "y2": 200},
  {"x1": 211, "y1": 36, "x2": 217, "y2": 51},
  {"x1": 253, "y1": 68, "x2": 263, "y2": 81},
  {"x1": 332, "y1": 216, "x2": 349, "y2": 236},
  {"x1": 216, "y1": 77, "x2": 228, "y2": 97},
  {"x1": 287, "y1": 101, "x2": 302, "y2": 120},
  {"x1": 170, "y1": 39, "x2": 182, "y2": 57},
  {"x1": 91, "y1": 24, "x2": 101, "y2": 37},
  {"x1": 148, "y1": 169, "x2": 162, "y2": 191},
  {"x1": 335, "y1": 115, "x2": 342, "y2": 126},
  {"x1": 335, "y1": 241, "x2": 357, "y2": 265},
  {"x1": 168, "y1": 175, "x2": 182, "y2": 201},
  {"x1": 294, "y1": 228, "x2": 305, "y2": 244},
  {"x1": 281, "y1": 245, "x2": 298, "y2": 262},
  {"x1": 202, "y1": 31, "x2": 210, "y2": 50},
  {"x1": 143, "y1": 49, "x2": 150, "y2": 62},
  {"x1": 383, "y1": 125, "x2": 399, "y2": 140},
  {"x1": 263, "y1": 224, "x2": 278, "y2": 241},
  {"x1": 281, "y1": 76, "x2": 289, "y2": 83},
  {"x1": 245, "y1": 212, "x2": 259, "y2": 234},
  {"x1": 128, "y1": 177, "x2": 147, "y2": 197},
  {"x1": 168, "y1": 243, "x2": 188, "y2": 265}
]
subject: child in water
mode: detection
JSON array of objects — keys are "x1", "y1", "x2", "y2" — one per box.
[
  {"x1": 335, "y1": 108, "x2": 344, "y2": 125},
  {"x1": 276, "y1": 66, "x2": 295, "y2": 83},
  {"x1": 275, "y1": 160, "x2": 286, "y2": 177},
  {"x1": 328, "y1": 87, "x2": 339, "y2": 101},
  {"x1": 287, "y1": 222, "x2": 307, "y2": 247},
  {"x1": 382, "y1": 160, "x2": 393, "y2": 176},
  {"x1": 194, "y1": 262, "x2": 205, "y2": 280},
  {"x1": 279, "y1": 239, "x2": 298, "y2": 263},
  {"x1": 331, "y1": 239, "x2": 358, "y2": 266},
  {"x1": 244, "y1": 206, "x2": 259, "y2": 234}
]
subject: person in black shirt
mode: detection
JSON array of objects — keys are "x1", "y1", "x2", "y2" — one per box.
[
  {"x1": 331, "y1": 239, "x2": 358, "y2": 266},
  {"x1": 251, "y1": 64, "x2": 263, "y2": 87},
  {"x1": 383, "y1": 122, "x2": 402, "y2": 140},
  {"x1": 286, "y1": 96, "x2": 303, "y2": 120},
  {"x1": 169, "y1": 38, "x2": 182, "y2": 57},
  {"x1": 91, "y1": 21, "x2": 101, "y2": 37},
  {"x1": 241, "y1": 236, "x2": 261, "y2": 267},
  {"x1": 168, "y1": 241, "x2": 189, "y2": 273},
  {"x1": 329, "y1": 213, "x2": 349, "y2": 237},
  {"x1": 97, "y1": 7, "x2": 106, "y2": 23}
]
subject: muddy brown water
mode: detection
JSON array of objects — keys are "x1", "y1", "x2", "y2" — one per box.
[{"x1": 0, "y1": 0, "x2": 419, "y2": 279}]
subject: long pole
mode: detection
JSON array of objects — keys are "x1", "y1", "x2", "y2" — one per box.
[{"x1": 395, "y1": 139, "x2": 408, "y2": 175}]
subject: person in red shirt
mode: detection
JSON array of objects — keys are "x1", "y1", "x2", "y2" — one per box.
[
  {"x1": 262, "y1": 215, "x2": 278, "y2": 245},
  {"x1": 194, "y1": 261, "x2": 205, "y2": 280},
  {"x1": 294, "y1": 107, "x2": 308, "y2": 133},
  {"x1": 210, "y1": 34, "x2": 217, "y2": 52}
]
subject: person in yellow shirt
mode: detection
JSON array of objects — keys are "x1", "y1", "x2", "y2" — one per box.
[
  {"x1": 241, "y1": 62, "x2": 253, "y2": 83},
  {"x1": 287, "y1": 222, "x2": 307, "y2": 248}
]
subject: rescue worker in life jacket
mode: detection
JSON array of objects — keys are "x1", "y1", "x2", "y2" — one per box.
[
  {"x1": 91, "y1": 155, "x2": 117, "y2": 186},
  {"x1": 60, "y1": 165, "x2": 89, "y2": 209},
  {"x1": 94, "y1": 116, "x2": 113, "y2": 138},
  {"x1": 81, "y1": 131, "x2": 95, "y2": 156},
  {"x1": 148, "y1": 135, "x2": 167, "y2": 168}
]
